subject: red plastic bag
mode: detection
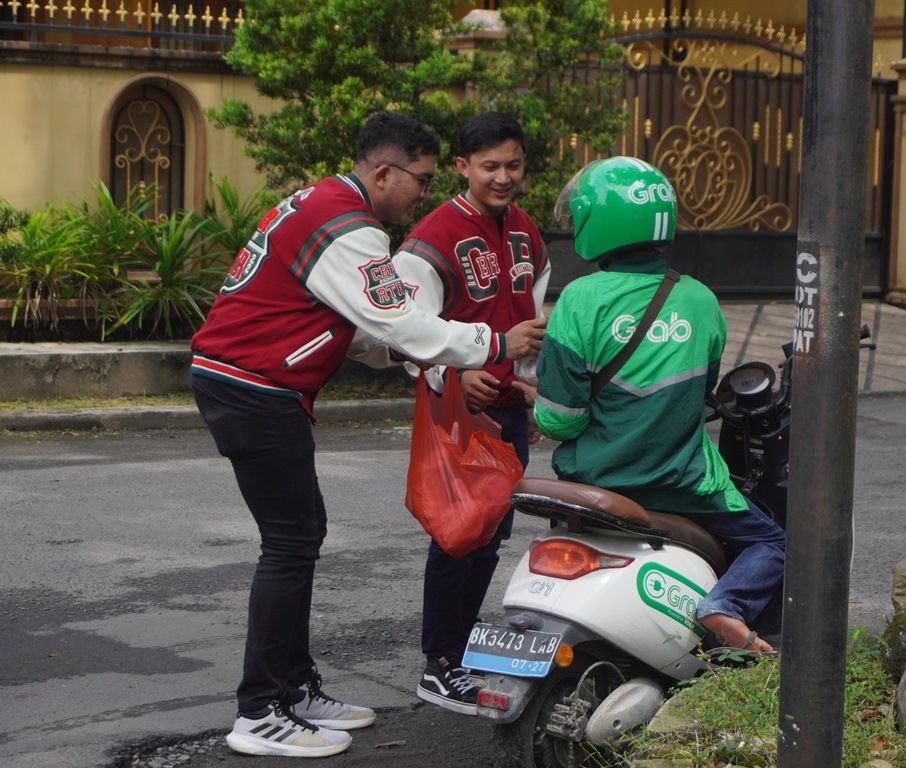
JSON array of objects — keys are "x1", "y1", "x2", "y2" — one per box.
[{"x1": 405, "y1": 371, "x2": 524, "y2": 558}]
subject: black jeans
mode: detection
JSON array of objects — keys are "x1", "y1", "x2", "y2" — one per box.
[
  {"x1": 420, "y1": 403, "x2": 530, "y2": 662},
  {"x1": 192, "y1": 375, "x2": 326, "y2": 715}
]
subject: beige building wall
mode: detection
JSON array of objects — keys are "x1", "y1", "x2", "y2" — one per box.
[{"x1": 0, "y1": 61, "x2": 270, "y2": 213}]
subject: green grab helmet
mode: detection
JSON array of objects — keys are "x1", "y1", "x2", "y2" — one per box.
[{"x1": 554, "y1": 156, "x2": 677, "y2": 262}]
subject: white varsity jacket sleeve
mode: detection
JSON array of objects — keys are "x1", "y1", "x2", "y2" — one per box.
[{"x1": 307, "y1": 225, "x2": 503, "y2": 370}]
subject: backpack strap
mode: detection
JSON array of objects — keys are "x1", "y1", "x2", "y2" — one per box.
[{"x1": 591, "y1": 269, "x2": 681, "y2": 397}]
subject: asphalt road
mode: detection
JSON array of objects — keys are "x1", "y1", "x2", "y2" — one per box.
[{"x1": 0, "y1": 397, "x2": 904, "y2": 768}]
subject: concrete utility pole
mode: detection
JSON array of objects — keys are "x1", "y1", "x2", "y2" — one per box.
[{"x1": 777, "y1": 1, "x2": 875, "y2": 766}]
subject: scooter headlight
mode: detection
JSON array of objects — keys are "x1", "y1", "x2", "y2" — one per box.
[{"x1": 529, "y1": 538, "x2": 634, "y2": 580}]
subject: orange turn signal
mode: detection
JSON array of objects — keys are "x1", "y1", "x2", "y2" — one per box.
[{"x1": 554, "y1": 642, "x2": 574, "y2": 668}]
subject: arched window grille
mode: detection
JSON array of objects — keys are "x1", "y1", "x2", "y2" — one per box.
[{"x1": 109, "y1": 83, "x2": 185, "y2": 218}]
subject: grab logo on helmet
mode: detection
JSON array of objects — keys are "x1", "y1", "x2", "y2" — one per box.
[
  {"x1": 627, "y1": 180, "x2": 676, "y2": 205},
  {"x1": 624, "y1": 164, "x2": 676, "y2": 240}
]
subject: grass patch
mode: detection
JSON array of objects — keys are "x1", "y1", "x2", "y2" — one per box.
[
  {"x1": 0, "y1": 393, "x2": 195, "y2": 411},
  {"x1": 592, "y1": 629, "x2": 903, "y2": 767}
]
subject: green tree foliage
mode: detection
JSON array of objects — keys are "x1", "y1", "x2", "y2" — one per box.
[
  {"x1": 212, "y1": 0, "x2": 625, "y2": 229},
  {"x1": 212, "y1": 0, "x2": 475, "y2": 189},
  {"x1": 477, "y1": 0, "x2": 627, "y2": 228}
]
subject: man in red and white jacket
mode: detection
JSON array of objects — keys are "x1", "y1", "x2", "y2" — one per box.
[
  {"x1": 393, "y1": 112, "x2": 551, "y2": 715},
  {"x1": 191, "y1": 111, "x2": 545, "y2": 759}
]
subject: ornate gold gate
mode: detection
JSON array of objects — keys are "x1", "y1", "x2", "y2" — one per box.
[{"x1": 557, "y1": 10, "x2": 894, "y2": 295}]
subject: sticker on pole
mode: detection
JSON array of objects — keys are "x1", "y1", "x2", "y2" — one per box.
[{"x1": 794, "y1": 247, "x2": 819, "y2": 355}]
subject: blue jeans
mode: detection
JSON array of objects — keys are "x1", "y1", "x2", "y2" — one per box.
[
  {"x1": 684, "y1": 498, "x2": 786, "y2": 627},
  {"x1": 421, "y1": 403, "x2": 530, "y2": 661}
]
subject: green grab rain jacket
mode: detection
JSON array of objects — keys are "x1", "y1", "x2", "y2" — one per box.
[{"x1": 534, "y1": 255, "x2": 748, "y2": 515}]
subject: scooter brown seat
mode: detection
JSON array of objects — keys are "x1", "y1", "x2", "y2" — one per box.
[{"x1": 510, "y1": 477, "x2": 728, "y2": 575}]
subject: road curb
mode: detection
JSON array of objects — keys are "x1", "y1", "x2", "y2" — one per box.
[
  {"x1": 3, "y1": 390, "x2": 900, "y2": 433},
  {"x1": 0, "y1": 398, "x2": 415, "y2": 432}
]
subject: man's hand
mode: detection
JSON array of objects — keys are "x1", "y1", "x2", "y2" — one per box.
[
  {"x1": 504, "y1": 317, "x2": 546, "y2": 360},
  {"x1": 461, "y1": 369, "x2": 500, "y2": 412}
]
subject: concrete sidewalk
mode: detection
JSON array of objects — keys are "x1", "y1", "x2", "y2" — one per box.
[
  {"x1": 719, "y1": 300, "x2": 906, "y2": 394},
  {"x1": 0, "y1": 299, "x2": 903, "y2": 431}
]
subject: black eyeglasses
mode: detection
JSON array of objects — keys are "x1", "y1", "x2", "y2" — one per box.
[{"x1": 387, "y1": 162, "x2": 434, "y2": 193}]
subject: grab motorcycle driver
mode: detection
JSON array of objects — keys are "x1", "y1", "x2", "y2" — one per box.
[{"x1": 529, "y1": 157, "x2": 785, "y2": 652}]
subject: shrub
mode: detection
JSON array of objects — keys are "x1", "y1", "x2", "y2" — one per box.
[
  {"x1": 201, "y1": 175, "x2": 274, "y2": 266},
  {"x1": 105, "y1": 210, "x2": 223, "y2": 339},
  {"x1": 0, "y1": 180, "x2": 271, "y2": 341},
  {"x1": 0, "y1": 206, "x2": 88, "y2": 331},
  {"x1": 62, "y1": 183, "x2": 152, "y2": 329}
]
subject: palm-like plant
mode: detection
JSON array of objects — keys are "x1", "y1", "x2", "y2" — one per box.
[
  {"x1": 0, "y1": 202, "x2": 30, "y2": 294},
  {"x1": 66, "y1": 182, "x2": 150, "y2": 274},
  {"x1": 0, "y1": 201, "x2": 29, "y2": 244},
  {"x1": 201, "y1": 175, "x2": 274, "y2": 266},
  {"x1": 108, "y1": 210, "x2": 223, "y2": 339},
  {"x1": 63, "y1": 182, "x2": 151, "y2": 328},
  {"x1": 0, "y1": 206, "x2": 87, "y2": 330}
]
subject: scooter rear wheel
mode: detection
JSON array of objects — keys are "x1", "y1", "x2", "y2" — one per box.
[{"x1": 493, "y1": 655, "x2": 614, "y2": 768}]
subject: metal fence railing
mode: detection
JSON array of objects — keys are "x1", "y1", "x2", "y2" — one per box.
[{"x1": 0, "y1": 0, "x2": 239, "y2": 51}]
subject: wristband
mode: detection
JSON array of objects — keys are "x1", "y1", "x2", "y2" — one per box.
[{"x1": 490, "y1": 331, "x2": 506, "y2": 363}]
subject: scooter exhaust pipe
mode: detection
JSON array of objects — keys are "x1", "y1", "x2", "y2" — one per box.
[{"x1": 583, "y1": 678, "x2": 666, "y2": 744}]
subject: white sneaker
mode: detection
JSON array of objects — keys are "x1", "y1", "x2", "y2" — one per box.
[
  {"x1": 225, "y1": 702, "x2": 351, "y2": 757},
  {"x1": 293, "y1": 674, "x2": 376, "y2": 730}
]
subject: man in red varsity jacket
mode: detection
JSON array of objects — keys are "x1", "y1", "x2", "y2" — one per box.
[
  {"x1": 393, "y1": 112, "x2": 551, "y2": 715},
  {"x1": 190, "y1": 111, "x2": 545, "y2": 758}
]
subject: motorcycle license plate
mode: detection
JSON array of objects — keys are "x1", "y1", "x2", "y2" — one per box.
[{"x1": 461, "y1": 622, "x2": 561, "y2": 678}]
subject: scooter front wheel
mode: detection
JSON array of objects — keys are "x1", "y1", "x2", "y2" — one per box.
[{"x1": 493, "y1": 655, "x2": 612, "y2": 768}]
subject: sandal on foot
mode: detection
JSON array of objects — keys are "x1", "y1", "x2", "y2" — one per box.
[{"x1": 711, "y1": 630, "x2": 778, "y2": 658}]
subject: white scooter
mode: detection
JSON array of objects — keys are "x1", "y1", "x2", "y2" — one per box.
[{"x1": 462, "y1": 332, "x2": 873, "y2": 768}]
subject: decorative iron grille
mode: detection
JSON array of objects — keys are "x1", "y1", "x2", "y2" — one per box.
[
  {"x1": 110, "y1": 83, "x2": 185, "y2": 218},
  {"x1": 559, "y1": 9, "x2": 893, "y2": 236},
  {"x1": 0, "y1": 0, "x2": 241, "y2": 50}
]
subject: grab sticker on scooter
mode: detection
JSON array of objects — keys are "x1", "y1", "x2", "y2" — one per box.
[{"x1": 637, "y1": 562, "x2": 707, "y2": 637}]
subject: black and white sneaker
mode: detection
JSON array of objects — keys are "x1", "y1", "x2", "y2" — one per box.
[
  {"x1": 225, "y1": 701, "x2": 351, "y2": 757},
  {"x1": 416, "y1": 655, "x2": 479, "y2": 715}
]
